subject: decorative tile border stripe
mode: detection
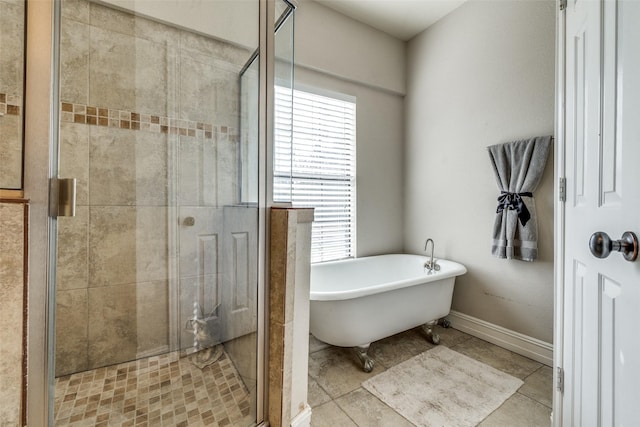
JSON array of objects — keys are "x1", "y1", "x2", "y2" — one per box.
[
  {"x1": 0, "y1": 93, "x2": 22, "y2": 116},
  {"x1": 60, "y1": 101, "x2": 238, "y2": 140}
]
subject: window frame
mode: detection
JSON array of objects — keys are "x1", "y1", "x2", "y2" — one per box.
[{"x1": 273, "y1": 85, "x2": 357, "y2": 263}]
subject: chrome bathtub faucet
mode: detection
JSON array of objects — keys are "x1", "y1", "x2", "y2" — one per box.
[{"x1": 424, "y1": 238, "x2": 440, "y2": 273}]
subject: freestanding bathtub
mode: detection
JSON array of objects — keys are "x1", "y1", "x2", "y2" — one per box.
[{"x1": 310, "y1": 254, "x2": 467, "y2": 371}]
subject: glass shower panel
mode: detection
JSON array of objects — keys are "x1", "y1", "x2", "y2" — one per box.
[
  {"x1": 0, "y1": 0, "x2": 25, "y2": 190},
  {"x1": 240, "y1": 0, "x2": 294, "y2": 204},
  {"x1": 273, "y1": 2, "x2": 295, "y2": 203},
  {"x1": 53, "y1": 0, "x2": 260, "y2": 425},
  {"x1": 239, "y1": 54, "x2": 260, "y2": 204}
]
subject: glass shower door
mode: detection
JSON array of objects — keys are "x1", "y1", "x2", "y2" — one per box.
[{"x1": 52, "y1": 0, "x2": 261, "y2": 425}]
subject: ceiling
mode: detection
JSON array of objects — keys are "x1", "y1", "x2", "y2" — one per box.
[{"x1": 312, "y1": 0, "x2": 466, "y2": 41}]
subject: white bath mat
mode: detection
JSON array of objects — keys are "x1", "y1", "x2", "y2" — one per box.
[{"x1": 362, "y1": 346, "x2": 523, "y2": 427}]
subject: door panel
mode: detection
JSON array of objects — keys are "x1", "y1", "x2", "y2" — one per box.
[
  {"x1": 599, "y1": 274, "x2": 620, "y2": 426},
  {"x1": 600, "y1": 0, "x2": 620, "y2": 204},
  {"x1": 178, "y1": 206, "x2": 258, "y2": 347},
  {"x1": 178, "y1": 207, "x2": 224, "y2": 350},
  {"x1": 563, "y1": 0, "x2": 640, "y2": 425},
  {"x1": 221, "y1": 206, "x2": 258, "y2": 341}
]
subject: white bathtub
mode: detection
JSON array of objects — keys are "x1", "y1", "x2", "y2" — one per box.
[{"x1": 310, "y1": 254, "x2": 466, "y2": 370}]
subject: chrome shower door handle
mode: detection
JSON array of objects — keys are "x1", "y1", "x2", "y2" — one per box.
[
  {"x1": 589, "y1": 231, "x2": 639, "y2": 262},
  {"x1": 50, "y1": 177, "x2": 77, "y2": 218}
]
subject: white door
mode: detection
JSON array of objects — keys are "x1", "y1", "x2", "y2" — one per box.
[
  {"x1": 178, "y1": 207, "x2": 225, "y2": 350},
  {"x1": 176, "y1": 134, "x2": 259, "y2": 350},
  {"x1": 563, "y1": 0, "x2": 640, "y2": 425},
  {"x1": 178, "y1": 205, "x2": 258, "y2": 349}
]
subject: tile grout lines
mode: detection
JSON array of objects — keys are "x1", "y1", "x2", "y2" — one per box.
[
  {"x1": 54, "y1": 349, "x2": 252, "y2": 426},
  {"x1": 0, "y1": 92, "x2": 22, "y2": 116}
]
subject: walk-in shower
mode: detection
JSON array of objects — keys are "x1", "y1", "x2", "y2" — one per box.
[{"x1": 49, "y1": 0, "x2": 294, "y2": 425}]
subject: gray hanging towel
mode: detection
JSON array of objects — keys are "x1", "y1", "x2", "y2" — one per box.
[{"x1": 488, "y1": 136, "x2": 552, "y2": 261}]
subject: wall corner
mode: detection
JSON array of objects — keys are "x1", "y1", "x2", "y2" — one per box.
[{"x1": 268, "y1": 207, "x2": 314, "y2": 426}]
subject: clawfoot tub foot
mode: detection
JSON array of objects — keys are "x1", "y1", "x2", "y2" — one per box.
[
  {"x1": 353, "y1": 345, "x2": 375, "y2": 372},
  {"x1": 437, "y1": 318, "x2": 451, "y2": 328},
  {"x1": 422, "y1": 320, "x2": 441, "y2": 345}
]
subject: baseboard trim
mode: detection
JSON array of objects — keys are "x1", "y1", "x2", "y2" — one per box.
[
  {"x1": 446, "y1": 310, "x2": 553, "y2": 367},
  {"x1": 290, "y1": 405, "x2": 312, "y2": 427}
]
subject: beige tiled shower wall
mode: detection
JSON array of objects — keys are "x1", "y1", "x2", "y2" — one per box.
[
  {"x1": 0, "y1": 0, "x2": 25, "y2": 189},
  {"x1": 55, "y1": 0, "x2": 254, "y2": 376},
  {"x1": 0, "y1": 201, "x2": 26, "y2": 425}
]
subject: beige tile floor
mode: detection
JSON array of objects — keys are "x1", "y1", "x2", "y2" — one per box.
[
  {"x1": 308, "y1": 326, "x2": 553, "y2": 427},
  {"x1": 54, "y1": 349, "x2": 253, "y2": 427}
]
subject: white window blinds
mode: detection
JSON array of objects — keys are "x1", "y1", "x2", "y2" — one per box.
[{"x1": 274, "y1": 86, "x2": 356, "y2": 263}]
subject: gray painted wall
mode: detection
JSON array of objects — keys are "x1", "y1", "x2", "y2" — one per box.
[
  {"x1": 404, "y1": 0, "x2": 556, "y2": 343},
  {"x1": 296, "y1": 0, "x2": 406, "y2": 95},
  {"x1": 295, "y1": 1, "x2": 406, "y2": 257}
]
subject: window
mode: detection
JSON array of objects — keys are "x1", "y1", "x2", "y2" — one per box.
[{"x1": 274, "y1": 87, "x2": 356, "y2": 263}]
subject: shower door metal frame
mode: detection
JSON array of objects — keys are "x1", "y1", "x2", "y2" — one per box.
[
  {"x1": 23, "y1": 0, "x2": 277, "y2": 425},
  {"x1": 24, "y1": 1, "x2": 56, "y2": 426},
  {"x1": 258, "y1": 0, "x2": 274, "y2": 423}
]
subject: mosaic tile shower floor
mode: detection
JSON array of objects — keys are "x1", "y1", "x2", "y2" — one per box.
[{"x1": 54, "y1": 350, "x2": 253, "y2": 427}]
